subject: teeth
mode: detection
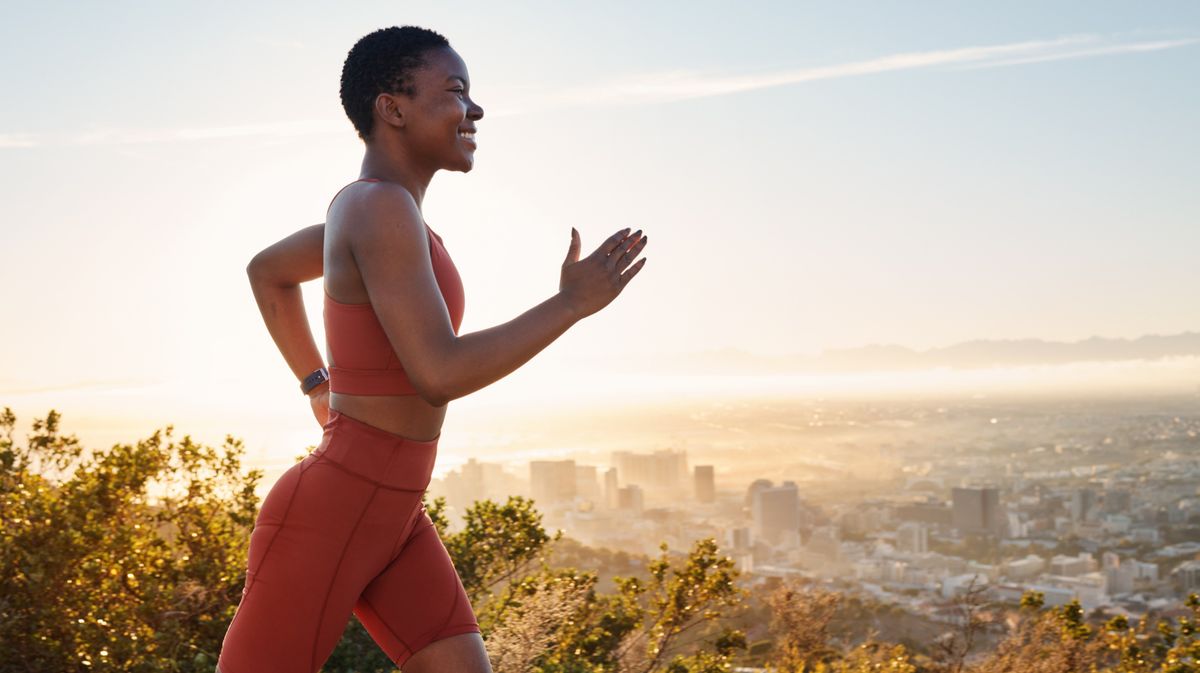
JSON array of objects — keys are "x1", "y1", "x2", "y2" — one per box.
[{"x1": 459, "y1": 131, "x2": 475, "y2": 139}]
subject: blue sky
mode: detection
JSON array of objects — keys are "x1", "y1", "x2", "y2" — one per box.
[{"x1": 2, "y1": 2, "x2": 1198, "y2": 468}]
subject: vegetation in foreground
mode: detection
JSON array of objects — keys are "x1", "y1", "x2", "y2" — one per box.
[{"x1": 2, "y1": 407, "x2": 1199, "y2": 672}]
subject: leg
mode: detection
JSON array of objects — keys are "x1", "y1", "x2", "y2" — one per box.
[
  {"x1": 218, "y1": 445, "x2": 417, "y2": 673},
  {"x1": 355, "y1": 508, "x2": 488, "y2": 671},
  {"x1": 403, "y1": 632, "x2": 492, "y2": 673}
]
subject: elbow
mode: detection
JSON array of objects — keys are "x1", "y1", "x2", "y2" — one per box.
[
  {"x1": 413, "y1": 378, "x2": 452, "y2": 408},
  {"x1": 246, "y1": 253, "x2": 270, "y2": 284},
  {"x1": 246, "y1": 253, "x2": 290, "y2": 290},
  {"x1": 423, "y1": 390, "x2": 451, "y2": 408},
  {"x1": 409, "y1": 360, "x2": 458, "y2": 408}
]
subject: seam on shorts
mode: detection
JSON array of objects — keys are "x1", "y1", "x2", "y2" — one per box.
[
  {"x1": 309, "y1": 484, "x2": 378, "y2": 672},
  {"x1": 385, "y1": 501, "x2": 420, "y2": 562},
  {"x1": 242, "y1": 465, "x2": 306, "y2": 602},
  {"x1": 413, "y1": 566, "x2": 465, "y2": 645},
  {"x1": 313, "y1": 453, "x2": 428, "y2": 492},
  {"x1": 360, "y1": 594, "x2": 416, "y2": 662},
  {"x1": 308, "y1": 446, "x2": 399, "y2": 672}
]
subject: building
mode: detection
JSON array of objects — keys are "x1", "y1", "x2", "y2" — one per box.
[
  {"x1": 1049, "y1": 553, "x2": 1096, "y2": 577},
  {"x1": 896, "y1": 522, "x2": 928, "y2": 554},
  {"x1": 952, "y1": 487, "x2": 1002, "y2": 536},
  {"x1": 895, "y1": 501, "x2": 953, "y2": 526},
  {"x1": 617, "y1": 484, "x2": 644, "y2": 514},
  {"x1": 1003, "y1": 555, "x2": 1045, "y2": 580},
  {"x1": 612, "y1": 449, "x2": 689, "y2": 495},
  {"x1": 575, "y1": 465, "x2": 600, "y2": 503},
  {"x1": 752, "y1": 481, "x2": 800, "y2": 546},
  {"x1": 694, "y1": 465, "x2": 715, "y2": 503},
  {"x1": 1171, "y1": 560, "x2": 1200, "y2": 595},
  {"x1": 530, "y1": 460, "x2": 577, "y2": 505},
  {"x1": 604, "y1": 467, "x2": 619, "y2": 509},
  {"x1": 726, "y1": 526, "x2": 752, "y2": 550},
  {"x1": 1071, "y1": 488, "x2": 1097, "y2": 522},
  {"x1": 1043, "y1": 573, "x2": 1108, "y2": 611}
]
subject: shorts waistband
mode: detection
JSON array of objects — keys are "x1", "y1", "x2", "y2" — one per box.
[{"x1": 314, "y1": 409, "x2": 439, "y2": 491}]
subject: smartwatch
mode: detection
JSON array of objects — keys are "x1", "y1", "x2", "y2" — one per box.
[{"x1": 301, "y1": 367, "x2": 330, "y2": 395}]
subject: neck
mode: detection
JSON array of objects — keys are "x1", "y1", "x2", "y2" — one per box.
[{"x1": 359, "y1": 142, "x2": 436, "y2": 208}]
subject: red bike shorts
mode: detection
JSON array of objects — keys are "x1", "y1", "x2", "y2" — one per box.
[{"x1": 218, "y1": 409, "x2": 480, "y2": 672}]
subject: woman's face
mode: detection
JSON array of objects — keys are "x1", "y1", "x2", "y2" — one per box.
[{"x1": 402, "y1": 47, "x2": 484, "y2": 173}]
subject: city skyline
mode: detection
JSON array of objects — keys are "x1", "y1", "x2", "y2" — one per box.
[{"x1": 3, "y1": 2, "x2": 1199, "y2": 478}]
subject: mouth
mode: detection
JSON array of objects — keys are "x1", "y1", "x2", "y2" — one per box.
[{"x1": 458, "y1": 129, "x2": 476, "y2": 148}]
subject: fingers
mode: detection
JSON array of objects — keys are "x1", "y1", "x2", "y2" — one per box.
[
  {"x1": 596, "y1": 228, "x2": 631, "y2": 258},
  {"x1": 619, "y1": 257, "x2": 647, "y2": 286},
  {"x1": 613, "y1": 232, "x2": 647, "y2": 273},
  {"x1": 563, "y1": 227, "x2": 581, "y2": 267}
]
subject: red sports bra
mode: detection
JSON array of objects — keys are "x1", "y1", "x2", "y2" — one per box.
[{"x1": 323, "y1": 179, "x2": 465, "y2": 396}]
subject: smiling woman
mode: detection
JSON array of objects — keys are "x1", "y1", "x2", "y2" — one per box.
[{"x1": 217, "y1": 25, "x2": 647, "y2": 673}]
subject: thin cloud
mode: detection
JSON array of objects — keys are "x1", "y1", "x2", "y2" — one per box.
[
  {"x1": 0, "y1": 134, "x2": 37, "y2": 148},
  {"x1": 531, "y1": 34, "x2": 1197, "y2": 109},
  {"x1": 952, "y1": 38, "x2": 1199, "y2": 70},
  {"x1": 2, "y1": 34, "x2": 1194, "y2": 147}
]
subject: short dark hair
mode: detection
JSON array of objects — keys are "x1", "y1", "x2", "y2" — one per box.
[{"x1": 339, "y1": 26, "x2": 451, "y2": 142}]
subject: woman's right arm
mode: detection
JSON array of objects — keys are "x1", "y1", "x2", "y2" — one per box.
[{"x1": 351, "y1": 185, "x2": 647, "y2": 407}]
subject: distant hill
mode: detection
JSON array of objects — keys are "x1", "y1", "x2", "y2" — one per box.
[{"x1": 654, "y1": 333, "x2": 1200, "y2": 374}]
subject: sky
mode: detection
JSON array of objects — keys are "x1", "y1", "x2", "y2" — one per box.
[{"x1": 2, "y1": 2, "x2": 1199, "y2": 476}]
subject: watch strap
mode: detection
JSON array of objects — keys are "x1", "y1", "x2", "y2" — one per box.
[{"x1": 301, "y1": 367, "x2": 330, "y2": 395}]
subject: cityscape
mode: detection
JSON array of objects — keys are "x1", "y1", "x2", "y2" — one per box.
[{"x1": 428, "y1": 392, "x2": 1200, "y2": 625}]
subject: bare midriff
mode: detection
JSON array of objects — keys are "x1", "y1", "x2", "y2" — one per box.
[{"x1": 328, "y1": 394, "x2": 446, "y2": 442}]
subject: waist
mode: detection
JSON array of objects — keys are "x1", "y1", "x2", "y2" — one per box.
[
  {"x1": 328, "y1": 393, "x2": 446, "y2": 442},
  {"x1": 317, "y1": 409, "x2": 439, "y2": 491}
]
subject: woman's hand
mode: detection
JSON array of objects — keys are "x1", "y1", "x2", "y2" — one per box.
[
  {"x1": 308, "y1": 386, "x2": 330, "y2": 428},
  {"x1": 559, "y1": 227, "x2": 648, "y2": 319}
]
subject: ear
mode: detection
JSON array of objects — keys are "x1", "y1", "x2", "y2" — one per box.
[{"x1": 374, "y1": 92, "x2": 406, "y2": 131}]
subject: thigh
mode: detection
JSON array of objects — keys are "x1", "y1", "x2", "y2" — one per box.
[
  {"x1": 218, "y1": 451, "x2": 387, "y2": 673},
  {"x1": 354, "y1": 507, "x2": 483, "y2": 670}
]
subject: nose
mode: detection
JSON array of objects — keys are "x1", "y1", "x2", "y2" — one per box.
[{"x1": 468, "y1": 99, "x2": 484, "y2": 121}]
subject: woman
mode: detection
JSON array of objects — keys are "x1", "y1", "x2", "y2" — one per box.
[{"x1": 217, "y1": 26, "x2": 647, "y2": 673}]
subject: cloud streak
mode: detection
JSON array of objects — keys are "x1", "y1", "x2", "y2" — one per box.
[
  {"x1": 531, "y1": 34, "x2": 1197, "y2": 109},
  {"x1": 3, "y1": 34, "x2": 1194, "y2": 147}
]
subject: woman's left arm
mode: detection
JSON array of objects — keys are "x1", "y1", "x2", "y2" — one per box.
[{"x1": 246, "y1": 223, "x2": 328, "y2": 396}]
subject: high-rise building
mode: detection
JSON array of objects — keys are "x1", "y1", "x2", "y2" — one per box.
[
  {"x1": 575, "y1": 465, "x2": 600, "y2": 502},
  {"x1": 752, "y1": 480, "x2": 800, "y2": 545},
  {"x1": 896, "y1": 522, "x2": 928, "y2": 554},
  {"x1": 694, "y1": 465, "x2": 715, "y2": 503},
  {"x1": 604, "y1": 467, "x2": 619, "y2": 509},
  {"x1": 745, "y1": 479, "x2": 774, "y2": 508},
  {"x1": 612, "y1": 449, "x2": 688, "y2": 494},
  {"x1": 530, "y1": 460, "x2": 577, "y2": 505},
  {"x1": 1071, "y1": 488, "x2": 1097, "y2": 522},
  {"x1": 952, "y1": 487, "x2": 1002, "y2": 535}
]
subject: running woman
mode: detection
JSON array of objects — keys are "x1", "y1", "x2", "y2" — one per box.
[{"x1": 217, "y1": 25, "x2": 647, "y2": 673}]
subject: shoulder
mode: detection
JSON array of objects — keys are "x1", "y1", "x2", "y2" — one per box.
[{"x1": 341, "y1": 182, "x2": 427, "y2": 249}]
